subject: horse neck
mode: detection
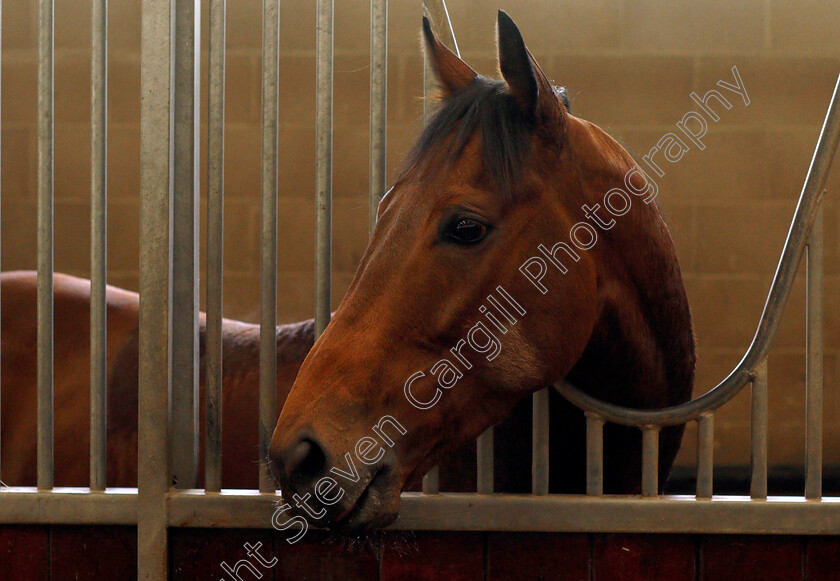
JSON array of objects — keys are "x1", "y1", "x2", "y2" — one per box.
[{"x1": 563, "y1": 168, "x2": 695, "y2": 408}]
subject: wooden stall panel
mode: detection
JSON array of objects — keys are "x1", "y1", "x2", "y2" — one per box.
[
  {"x1": 50, "y1": 526, "x2": 137, "y2": 581},
  {"x1": 487, "y1": 532, "x2": 589, "y2": 581},
  {"x1": 593, "y1": 533, "x2": 696, "y2": 581},
  {"x1": 701, "y1": 535, "x2": 804, "y2": 581},
  {"x1": 170, "y1": 528, "x2": 277, "y2": 580},
  {"x1": 0, "y1": 525, "x2": 49, "y2": 581},
  {"x1": 806, "y1": 537, "x2": 840, "y2": 581},
  {"x1": 273, "y1": 529, "x2": 379, "y2": 581},
  {"x1": 380, "y1": 531, "x2": 484, "y2": 581}
]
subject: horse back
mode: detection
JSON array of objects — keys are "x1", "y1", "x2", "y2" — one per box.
[{"x1": 0, "y1": 271, "x2": 140, "y2": 486}]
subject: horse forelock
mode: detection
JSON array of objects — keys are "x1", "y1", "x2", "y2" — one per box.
[{"x1": 399, "y1": 76, "x2": 568, "y2": 202}]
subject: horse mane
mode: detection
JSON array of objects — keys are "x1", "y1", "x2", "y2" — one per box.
[{"x1": 399, "y1": 75, "x2": 569, "y2": 201}]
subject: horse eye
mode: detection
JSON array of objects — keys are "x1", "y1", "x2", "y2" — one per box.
[{"x1": 446, "y1": 218, "x2": 488, "y2": 245}]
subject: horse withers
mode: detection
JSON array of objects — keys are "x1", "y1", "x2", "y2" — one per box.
[{"x1": 270, "y1": 12, "x2": 696, "y2": 534}]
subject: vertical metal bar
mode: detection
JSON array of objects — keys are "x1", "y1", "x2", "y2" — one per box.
[
  {"x1": 751, "y1": 359, "x2": 768, "y2": 500},
  {"x1": 532, "y1": 388, "x2": 549, "y2": 495},
  {"x1": 138, "y1": 0, "x2": 174, "y2": 575},
  {"x1": 641, "y1": 426, "x2": 659, "y2": 497},
  {"x1": 419, "y1": 38, "x2": 438, "y2": 492},
  {"x1": 419, "y1": 17, "x2": 437, "y2": 496},
  {"x1": 805, "y1": 205, "x2": 824, "y2": 500},
  {"x1": 585, "y1": 412, "x2": 604, "y2": 496},
  {"x1": 89, "y1": 0, "x2": 108, "y2": 493},
  {"x1": 36, "y1": 0, "x2": 54, "y2": 492},
  {"x1": 368, "y1": 0, "x2": 387, "y2": 234},
  {"x1": 0, "y1": 0, "x2": 5, "y2": 485},
  {"x1": 170, "y1": 0, "x2": 201, "y2": 490},
  {"x1": 420, "y1": 1, "x2": 457, "y2": 495},
  {"x1": 696, "y1": 413, "x2": 714, "y2": 499},
  {"x1": 476, "y1": 428, "x2": 493, "y2": 494},
  {"x1": 314, "y1": 0, "x2": 333, "y2": 336},
  {"x1": 205, "y1": 0, "x2": 226, "y2": 494},
  {"x1": 422, "y1": 466, "x2": 439, "y2": 494},
  {"x1": 259, "y1": 0, "x2": 280, "y2": 494}
]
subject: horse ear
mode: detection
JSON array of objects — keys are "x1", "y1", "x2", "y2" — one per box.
[
  {"x1": 496, "y1": 11, "x2": 558, "y2": 121},
  {"x1": 422, "y1": 16, "x2": 477, "y2": 95}
]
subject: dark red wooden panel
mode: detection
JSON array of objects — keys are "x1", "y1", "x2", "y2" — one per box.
[
  {"x1": 380, "y1": 531, "x2": 484, "y2": 581},
  {"x1": 171, "y1": 528, "x2": 277, "y2": 580},
  {"x1": 702, "y1": 535, "x2": 804, "y2": 581},
  {"x1": 487, "y1": 532, "x2": 588, "y2": 581},
  {"x1": 50, "y1": 525, "x2": 137, "y2": 581},
  {"x1": 593, "y1": 533, "x2": 696, "y2": 581},
  {"x1": 272, "y1": 529, "x2": 379, "y2": 581},
  {"x1": 0, "y1": 525, "x2": 49, "y2": 581},
  {"x1": 806, "y1": 537, "x2": 840, "y2": 581}
]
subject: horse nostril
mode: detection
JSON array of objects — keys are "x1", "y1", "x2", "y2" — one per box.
[{"x1": 287, "y1": 437, "x2": 327, "y2": 483}]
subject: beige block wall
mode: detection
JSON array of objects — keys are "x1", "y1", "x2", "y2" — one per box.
[{"x1": 2, "y1": 0, "x2": 839, "y2": 470}]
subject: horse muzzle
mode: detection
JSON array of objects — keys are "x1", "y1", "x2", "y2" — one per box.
[{"x1": 269, "y1": 429, "x2": 401, "y2": 534}]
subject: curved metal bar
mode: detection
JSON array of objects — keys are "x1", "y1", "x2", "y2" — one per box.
[{"x1": 553, "y1": 73, "x2": 840, "y2": 428}]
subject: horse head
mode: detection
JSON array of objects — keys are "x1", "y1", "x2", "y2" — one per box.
[{"x1": 270, "y1": 11, "x2": 686, "y2": 533}]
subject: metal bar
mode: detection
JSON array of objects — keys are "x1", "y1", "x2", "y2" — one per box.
[
  {"x1": 532, "y1": 388, "x2": 549, "y2": 495},
  {"x1": 552, "y1": 73, "x2": 840, "y2": 428},
  {"x1": 314, "y1": 0, "x2": 334, "y2": 336},
  {"x1": 259, "y1": 0, "x2": 280, "y2": 494},
  {"x1": 205, "y1": 0, "x2": 226, "y2": 494},
  {"x1": 396, "y1": 494, "x2": 840, "y2": 534},
  {"x1": 419, "y1": 57, "x2": 438, "y2": 498},
  {"x1": 422, "y1": 466, "x2": 439, "y2": 494},
  {"x1": 36, "y1": 0, "x2": 54, "y2": 492},
  {"x1": 89, "y1": 0, "x2": 108, "y2": 493},
  {"x1": 0, "y1": 0, "x2": 4, "y2": 486},
  {"x1": 9, "y1": 487, "x2": 840, "y2": 533},
  {"x1": 170, "y1": 0, "x2": 201, "y2": 490},
  {"x1": 585, "y1": 412, "x2": 604, "y2": 496},
  {"x1": 476, "y1": 428, "x2": 493, "y2": 494},
  {"x1": 696, "y1": 413, "x2": 714, "y2": 499},
  {"x1": 751, "y1": 360, "x2": 768, "y2": 500},
  {"x1": 420, "y1": 1, "x2": 457, "y2": 494},
  {"x1": 169, "y1": 491, "x2": 840, "y2": 534},
  {"x1": 641, "y1": 426, "x2": 659, "y2": 497},
  {"x1": 805, "y1": 205, "x2": 824, "y2": 500},
  {"x1": 368, "y1": 0, "x2": 387, "y2": 234},
  {"x1": 138, "y1": 0, "x2": 173, "y2": 575},
  {"x1": 0, "y1": 488, "x2": 137, "y2": 525}
]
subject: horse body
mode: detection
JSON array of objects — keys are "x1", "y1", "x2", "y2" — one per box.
[{"x1": 0, "y1": 271, "x2": 315, "y2": 489}]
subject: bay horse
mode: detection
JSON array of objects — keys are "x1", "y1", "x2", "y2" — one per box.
[
  {"x1": 0, "y1": 270, "x2": 314, "y2": 489},
  {"x1": 270, "y1": 12, "x2": 695, "y2": 533},
  {"x1": 0, "y1": 272, "x2": 533, "y2": 492}
]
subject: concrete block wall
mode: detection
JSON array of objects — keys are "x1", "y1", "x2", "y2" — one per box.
[{"x1": 2, "y1": 0, "x2": 839, "y2": 469}]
